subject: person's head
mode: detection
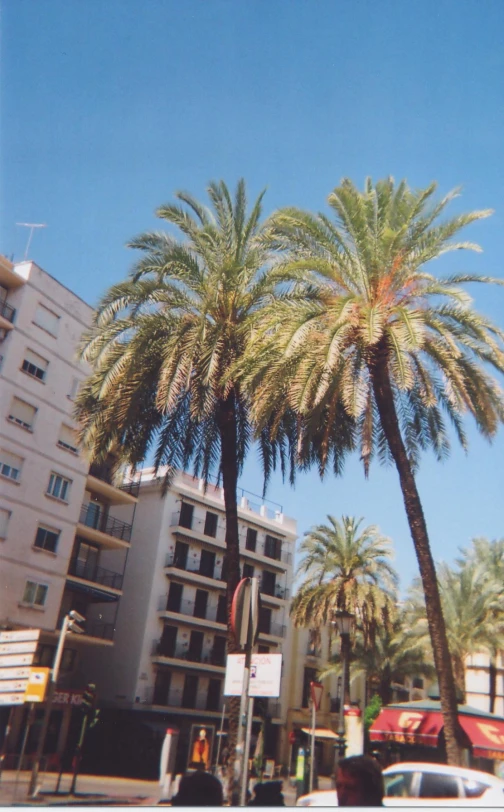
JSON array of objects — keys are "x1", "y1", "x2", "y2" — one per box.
[
  {"x1": 171, "y1": 770, "x2": 224, "y2": 806},
  {"x1": 335, "y1": 755, "x2": 384, "y2": 807},
  {"x1": 248, "y1": 780, "x2": 285, "y2": 807}
]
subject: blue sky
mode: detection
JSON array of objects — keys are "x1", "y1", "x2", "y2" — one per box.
[{"x1": 2, "y1": 0, "x2": 504, "y2": 591}]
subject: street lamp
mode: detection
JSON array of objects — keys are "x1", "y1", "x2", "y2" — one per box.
[
  {"x1": 28, "y1": 610, "x2": 85, "y2": 796},
  {"x1": 333, "y1": 609, "x2": 354, "y2": 760}
]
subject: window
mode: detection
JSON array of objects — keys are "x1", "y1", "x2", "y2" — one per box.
[
  {"x1": 384, "y1": 772, "x2": 416, "y2": 798},
  {"x1": 179, "y1": 502, "x2": 194, "y2": 529},
  {"x1": 246, "y1": 527, "x2": 257, "y2": 552},
  {"x1": 21, "y1": 348, "x2": 48, "y2": 381},
  {"x1": 46, "y1": 472, "x2": 72, "y2": 502},
  {"x1": 412, "y1": 677, "x2": 424, "y2": 689},
  {"x1": 0, "y1": 449, "x2": 23, "y2": 482},
  {"x1": 34, "y1": 645, "x2": 75, "y2": 672},
  {"x1": 67, "y1": 377, "x2": 80, "y2": 400},
  {"x1": 22, "y1": 580, "x2": 48, "y2": 607},
  {"x1": 258, "y1": 606, "x2": 272, "y2": 635},
  {"x1": 0, "y1": 507, "x2": 11, "y2": 538},
  {"x1": 461, "y1": 778, "x2": 490, "y2": 799},
  {"x1": 204, "y1": 511, "x2": 218, "y2": 537},
  {"x1": 265, "y1": 534, "x2": 282, "y2": 560},
  {"x1": 243, "y1": 563, "x2": 254, "y2": 579},
  {"x1": 419, "y1": 773, "x2": 460, "y2": 799},
  {"x1": 261, "y1": 570, "x2": 276, "y2": 596},
  {"x1": 34, "y1": 525, "x2": 60, "y2": 553},
  {"x1": 34, "y1": 303, "x2": 60, "y2": 336},
  {"x1": 216, "y1": 594, "x2": 227, "y2": 624},
  {"x1": 8, "y1": 397, "x2": 37, "y2": 431},
  {"x1": 57, "y1": 424, "x2": 78, "y2": 454}
]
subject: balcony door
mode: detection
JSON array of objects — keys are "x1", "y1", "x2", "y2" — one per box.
[
  {"x1": 187, "y1": 630, "x2": 204, "y2": 662},
  {"x1": 264, "y1": 535, "x2": 281, "y2": 560},
  {"x1": 216, "y1": 595, "x2": 227, "y2": 624},
  {"x1": 262, "y1": 570, "x2": 276, "y2": 597},
  {"x1": 182, "y1": 674, "x2": 198, "y2": 708},
  {"x1": 153, "y1": 670, "x2": 171, "y2": 705},
  {"x1": 160, "y1": 624, "x2": 177, "y2": 657},
  {"x1": 206, "y1": 678, "x2": 221, "y2": 711},
  {"x1": 211, "y1": 635, "x2": 226, "y2": 666},
  {"x1": 199, "y1": 549, "x2": 215, "y2": 578},
  {"x1": 74, "y1": 540, "x2": 99, "y2": 580},
  {"x1": 167, "y1": 582, "x2": 183, "y2": 613},
  {"x1": 173, "y1": 541, "x2": 188, "y2": 569},
  {"x1": 194, "y1": 589, "x2": 208, "y2": 619},
  {"x1": 258, "y1": 606, "x2": 271, "y2": 635},
  {"x1": 179, "y1": 502, "x2": 194, "y2": 529}
]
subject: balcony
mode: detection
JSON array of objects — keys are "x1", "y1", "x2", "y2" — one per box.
[
  {"x1": 0, "y1": 299, "x2": 16, "y2": 331},
  {"x1": 164, "y1": 552, "x2": 226, "y2": 586},
  {"x1": 57, "y1": 612, "x2": 115, "y2": 643},
  {"x1": 146, "y1": 686, "x2": 225, "y2": 714},
  {"x1": 68, "y1": 557, "x2": 123, "y2": 591},
  {"x1": 258, "y1": 621, "x2": 286, "y2": 639},
  {"x1": 151, "y1": 640, "x2": 225, "y2": 669},
  {"x1": 87, "y1": 465, "x2": 138, "y2": 505},
  {"x1": 77, "y1": 502, "x2": 132, "y2": 547},
  {"x1": 157, "y1": 596, "x2": 226, "y2": 628}
]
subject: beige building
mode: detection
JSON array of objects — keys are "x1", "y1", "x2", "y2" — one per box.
[
  {"x1": 79, "y1": 468, "x2": 297, "y2": 776},
  {"x1": 0, "y1": 256, "x2": 136, "y2": 766}
]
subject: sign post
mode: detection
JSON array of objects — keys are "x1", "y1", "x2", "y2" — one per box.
[
  {"x1": 0, "y1": 629, "x2": 41, "y2": 777},
  {"x1": 309, "y1": 682, "x2": 323, "y2": 793}
]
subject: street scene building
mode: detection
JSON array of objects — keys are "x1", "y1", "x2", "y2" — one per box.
[{"x1": 79, "y1": 468, "x2": 297, "y2": 777}]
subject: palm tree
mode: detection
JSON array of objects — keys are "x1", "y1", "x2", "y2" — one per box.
[
  {"x1": 244, "y1": 177, "x2": 504, "y2": 764},
  {"x1": 457, "y1": 537, "x2": 504, "y2": 711},
  {"x1": 291, "y1": 515, "x2": 398, "y2": 703},
  {"x1": 74, "y1": 179, "x2": 298, "y2": 774},
  {"x1": 322, "y1": 612, "x2": 435, "y2": 707},
  {"x1": 405, "y1": 561, "x2": 504, "y2": 703}
]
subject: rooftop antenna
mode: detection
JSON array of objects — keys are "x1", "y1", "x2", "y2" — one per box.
[{"x1": 16, "y1": 223, "x2": 47, "y2": 260}]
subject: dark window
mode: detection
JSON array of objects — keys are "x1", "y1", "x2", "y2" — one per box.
[
  {"x1": 204, "y1": 511, "x2": 218, "y2": 537},
  {"x1": 243, "y1": 563, "x2": 254, "y2": 579},
  {"x1": 462, "y1": 778, "x2": 490, "y2": 799},
  {"x1": 261, "y1": 570, "x2": 276, "y2": 596},
  {"x1": 179, "y1": 502, "x2": 194, "y2": 529},
  {"x1": 246, "y1": 527, "x2": 257, "y2": 552},
  {"x1": 167, "y1": 582, "x2": 183, "y2": 612},
  {"x1": 258, "y1": 645, "x2": 270, "y2": 653},
  {"x1": 211, "y1": 635, "x2": 226, "y2": 666},
  {"x1": 207, "y1": 678, "x2": 221, "y2": 711},
  {"x1": 264, "y1": 535, "x2": 281, "y2": 561},
  {"x1": 199, "y1": 549, "x2": 215, "y2": 578},
  {"x1": 216, "y1": 595, "x2": 227, "y2": 624},
  {"x1": 34, "y1": 645, "x2": 75, "y2": 673},
  {"x1": 182, "y1": 674, "x2": 198, "y2": 708},
  {"x1": 194, "y1": 590, "x2": 208, "y2": 619},
  {"x1": 153, "y1": 670, "x2": 171, "y2": 706},
  {"x1": 258, "y1": 606, "x2": 271, "y2": 635},
  {"x1": 412, "y1": 677, "x2": 424, "y2": 689},
  {"x1": 34, "y1": 526, "x2": 60, "y2": 553},
  {"x1": 220, "y1": 556, "x2": 228, "y2": 582},
  {"x1": 302, "y1": 667, "x2": 318, "y2": 708},
  {"x1": 173, "y1": 541, "x2": 188, "y2": 569},
  {"x1": 384, "y1": 772, "x2": 415, "y2": 798},
  {"x1": 419, "y1": 773, "x2": 460, "y2": 799},
  {"x1": 159, "y1": 625, "x2": 177, "y2": 657},
  {"x1": 187, "y1": 630, "x2": 204, "y2": 662}
]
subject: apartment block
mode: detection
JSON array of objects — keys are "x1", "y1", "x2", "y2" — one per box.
[
  {"x1": 0, "y1": 257, "x2": 136, "y2": 767},
  {"x1": 80, "y1": 468, "x2": 297, "y2": 777}
]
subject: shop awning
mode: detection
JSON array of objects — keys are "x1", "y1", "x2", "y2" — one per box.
[
  {"x1": 369, "y1": 700, "x2": 504, "y2": 760},
  {"x1": 369, "y1": 707, "x2": 443, "y2": 746},
  {"x1": 301, "y1": 727, "x2": 339, "y2": 740}
]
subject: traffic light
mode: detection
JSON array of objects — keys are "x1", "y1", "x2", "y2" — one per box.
[{"x1": 81, "y1": 683, "x2": 96, "y2": 712}]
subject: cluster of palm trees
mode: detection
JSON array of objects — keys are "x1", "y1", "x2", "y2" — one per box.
[
  {"x1": 296, "y1": 519, "x2": 504, "y2": 716},
  {"x1": 75, "y1": 177, "x2": 504, "y2": 766}
]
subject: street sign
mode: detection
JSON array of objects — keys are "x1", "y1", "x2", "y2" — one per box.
[
  {"x1": 0, "y1": 630, "x2": 40, "y2": 643},
  {"x1": 0, "y1": 693, "x2": 25, "y2": 706},
  {"x1": 310, "y1": 681, "x2": 324, "y2": 710},
  {"x1": 224, "y1": 653, "x2": 282, "y2": 697},
  {"x1": 0, "y1": 680, "x2": 29, "y2": 693},
  {"x1": 0, "y1": 641, "x2": 38, "y2": 655},
  {"x1": 23, "y1": 668, "x2": 49, "y2": 703},
  {"x1": 0, "y1": 666, "x2": 31, "y2": 680},
  {"x1": 0, "y1": 653, "x2": 36, "y2": 667}
]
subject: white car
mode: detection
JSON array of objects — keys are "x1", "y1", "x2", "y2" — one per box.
[{"x1": 296, "y1": 762, "x2": 504, "y2": 806}]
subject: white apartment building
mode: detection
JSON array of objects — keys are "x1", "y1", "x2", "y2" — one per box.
[
  {"x1": 0, "y1": 256, "x2": 137, "y2": 767},
  {"x1": 80, "y1": 468, "x2": 297, "y2": 777}
]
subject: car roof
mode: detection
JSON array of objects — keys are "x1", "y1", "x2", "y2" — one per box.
[{"x1": 383, "y1": 762, "x2": 504, "y2": 786}]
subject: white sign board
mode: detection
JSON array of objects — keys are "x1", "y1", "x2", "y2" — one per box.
[
  {"x1": 0, "y1": 641, "x2": 38, "y2": 656},
  {"x1": 0, "y1": 693, "x2": 25, "y2": 706},
  {"x1": 224, "y1": 653, "x2": 282, "y2": 697},
  {"x1": 0, "y1": 630, "x2": 40, "y2": 644},
  {"x1": 0, "y1": 667, "x2": 31, "y2": 681},
  {"x1": 0, "y1": 653, "x2": 36, "y2": 667}
]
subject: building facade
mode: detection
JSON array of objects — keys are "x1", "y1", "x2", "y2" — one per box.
[
  {"x1": 80, "y1": 468, "x2": 297, "y2": 777},
  {"x1": 0, "y1": 257, "x2": 136, "y2": 767}
]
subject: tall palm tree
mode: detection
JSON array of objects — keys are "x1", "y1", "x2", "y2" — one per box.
[
  {"x1": 457, "y1": 537, "x2": 504, "y2": 711},
  {"x1": 74, "y1": 179, "x2": 298, "y2": 774},
  {"x1": 244, "y1": 177, "x2": 504, "y2": 763},
  {"x1": 405, "y1": 561, "x2": 504, "y2": 703},
  {"x1": 291, "y1": 515, "x2": 398, "y2": 703},
  {"x1": 320, "y1": 612, "x2": 435, "y2": 707}
]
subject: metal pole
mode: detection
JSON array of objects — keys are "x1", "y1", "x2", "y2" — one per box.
[
  {"x1": 309, "y1": 700, "x2": 316, "y2": 792},
  {"x1": 240, "y1": 696, "x2": 254, "y2": 807},
  {"x1": 0, "y1": 705, "x2": 15, "y2": 780},
  {"x1": 215, "y1": 703, "x2": 226, "y2": 770},
  {"x1": 28, "y1": 615, "x2": 70, "y2": 796},
  {"x1": 336, "y1": 633, "x2": 349, "y2": 760},
  {"x1": 13, "y1": 704, "x2": 35, "y2": 802},
  {"x1": 69, "y1": 714, "x2": 88, "y2": 795}
]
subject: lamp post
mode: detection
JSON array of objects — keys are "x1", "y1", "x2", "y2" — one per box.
[{"x1": 333, "y1": 609, "x2": 354, "y2": 761}]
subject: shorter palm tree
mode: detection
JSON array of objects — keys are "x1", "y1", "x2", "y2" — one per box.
[{"x1": 291, "y1": 515, "x2": 398, "y2": 702}]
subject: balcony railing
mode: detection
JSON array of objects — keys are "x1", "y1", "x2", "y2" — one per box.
[
  {"x1": 164, "y1": 552, "x2": 226, "y2": 582},
  {"x1": 79, "y1": 502, "x2": 132, "y2": 542},
  {"x1": 58, "y1": 612, "x2": 115, "y2": 641},
  {"x1": 146, "y1": 686, "x2": 225, "y2": 712},
  {"x1": 119, "y1": 479, "x2": 140, "y2": 497},
  {"x1": 157, "y1": 595, "x2": 224, "y2": 624},
  {"x1": 89, "y1": 463, "x2": 141, "y2": 497},
  {"x1": 0, "y1": 300, "x2": 15, "y2": 324},
  {"x1": 152, "y1": 640, "x2": 226, "y2": 666},
  {"x1": 258, "y1": 622, "x2": 286, "y2": 638},
  {"x1": 68, "y1": 558, "x2": 123, "y2": 590}
]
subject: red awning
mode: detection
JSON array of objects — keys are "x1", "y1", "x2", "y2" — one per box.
[
  {"x1": 369, "y1": 707, "x2": 443, "y2": 746},
  {"x1": 459, "y1": 715, "x2": 504, "y2": 761}
]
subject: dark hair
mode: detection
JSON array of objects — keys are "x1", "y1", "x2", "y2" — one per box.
[
  {"x1": 248, "y1": 780, "x2": 285, "y2": 806},
  {"x1": 171, "y1": 771, "x2": 224, "y2": 806},
  {"x1": 337, "y1": 755, "x2": 384, "y2": 806}
]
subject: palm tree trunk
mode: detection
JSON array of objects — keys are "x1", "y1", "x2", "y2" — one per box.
[
  {"x1": 217, "y1": 390, "x2": 242, "y2": 794},
  {"x1": 371, "y1": 340, "x2": 463, "y2": 765},
  {"x1": 341, "y1": 633, "x2": 352, "y2": 705},
  {"x1": 489, "y1": 655, "x2": 497, "y2": 713}
]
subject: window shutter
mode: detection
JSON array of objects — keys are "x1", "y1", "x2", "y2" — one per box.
[
  {"x1": 0, "y1": 507, "x2": 10, "y2": 538},
  {"x1": 34, "y1": 304, "x2": 60, "y2": 336},
  {"x1": 0, "y1": 448, "x2": 23, "y2": 480},
  {"x1": 24, "y1": 349, "x2": 48, "y2": 370},
  {"x1": 58, "y1": 424, "x2": 79, "y2": 453},
  {"x1": 9, "y1": 397, "x2": 37, "y2": 428}
]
